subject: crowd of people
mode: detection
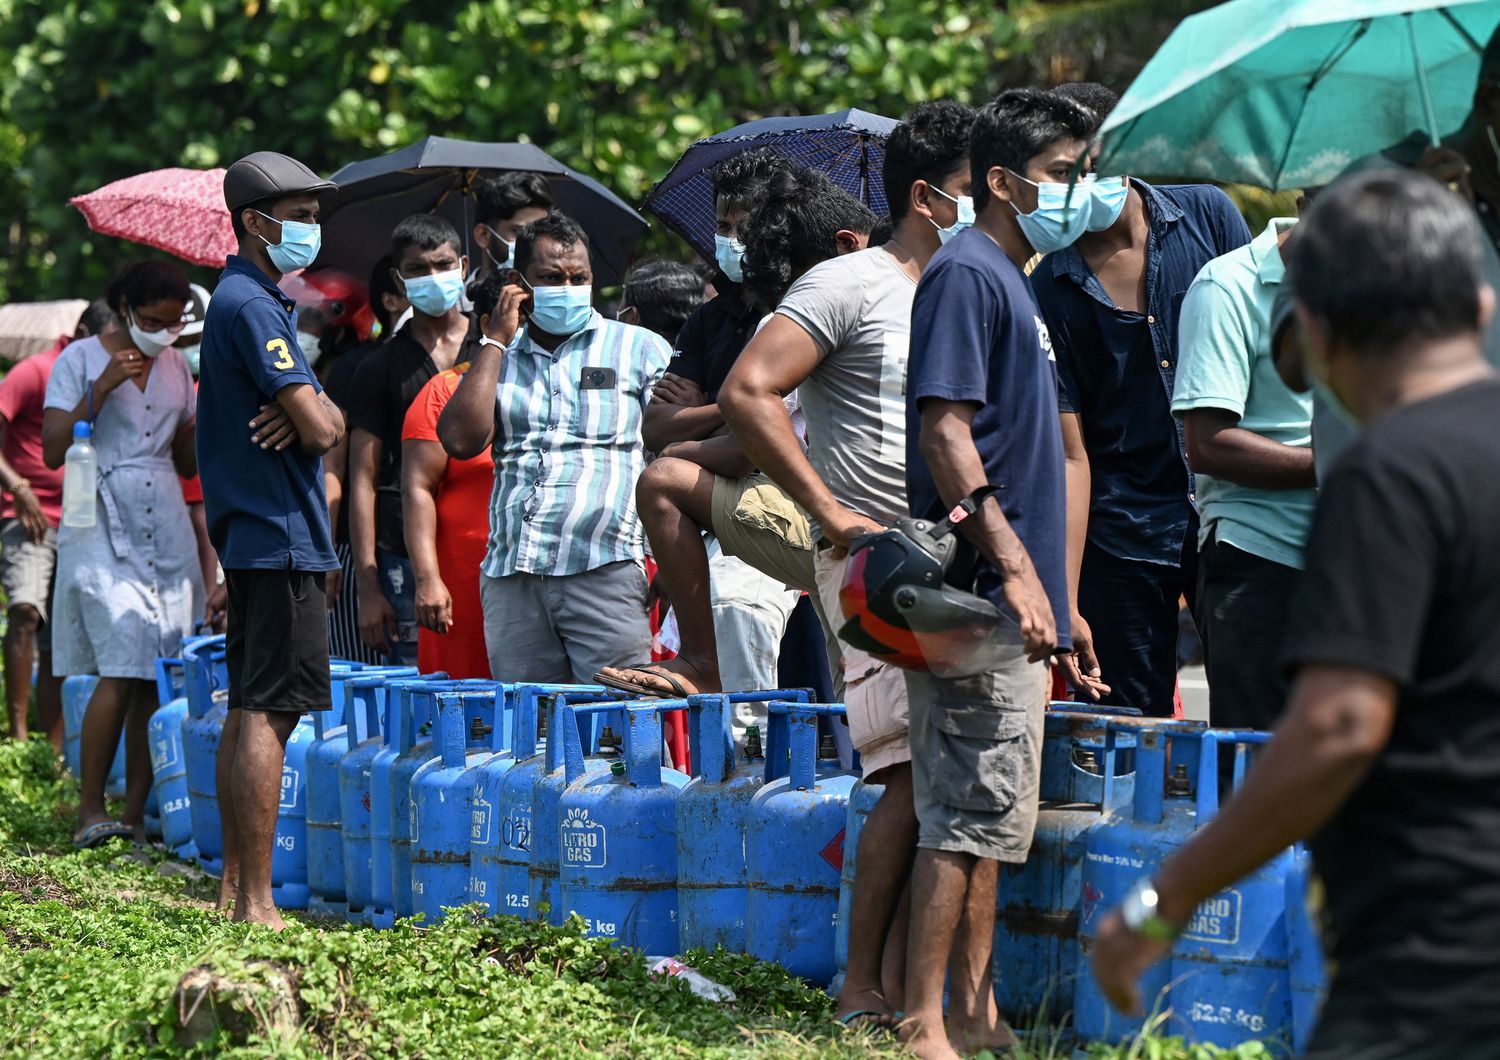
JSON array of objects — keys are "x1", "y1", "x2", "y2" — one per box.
[{"x1": 4, "y1": 59, "x2": 1500, "y2": 1059}]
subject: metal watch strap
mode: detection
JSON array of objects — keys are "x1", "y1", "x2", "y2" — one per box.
[{"x1": 1120, "y1": 877, "x2": 1181, "y2": 943}]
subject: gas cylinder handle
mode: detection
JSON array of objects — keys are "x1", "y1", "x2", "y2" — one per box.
[
  {"x1": 434, "y1": 692, "x2": 470, "y2": 769},
  {"x1": 765, "y1": 701, "x2": 846, "y2": 790},
  {"x1": 514, "y1": 684, "x2": 609, "y2": 762},
  {"x1": 559, "y1": 699, "x2": 632, "y2": 782},
  {"x1": 344, "y1": 675, "x2": 388, "y2": 749},
  {"x1": 460, "y1": 686, "x2": 501, "y2": 753},
  {"x1": 621, "y1": 700, "x2": 691, "y2": 786},
  {"x1": 687, "y1": 690, "x2": 810, "y2": 784},
  {"x1": 1195, "y1": 727, "x2": 1270, "y2": 820}
]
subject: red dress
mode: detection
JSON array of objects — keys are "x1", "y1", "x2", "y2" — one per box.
[{"x1": 401, "y1": 366, "x2": 494, "y2": 679}]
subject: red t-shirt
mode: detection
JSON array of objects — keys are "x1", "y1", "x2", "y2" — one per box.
[
  {"x1": 402, "y1": 365, "x2": 494, "y2": 679},
  {"x1": 0, "y1": 338, "x2": 67, "y2": 526}
]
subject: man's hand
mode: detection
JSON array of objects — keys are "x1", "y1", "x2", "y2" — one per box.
[
  {"x1": 1058, "y1": 611, "x2": 1111, "y2": 701},
  {"x1": 325, "y1": 566, "x2": 344, "y2": 610},
  {"x1": 97, "y1": 345, "x2": 148, "y2": 396},
  {"x1": 483, "y1": 285, "x2": 527, "y2": 348},
  {"x1": 250, "y1": 403, "x2": 298, "y2": 452},
  {"x1": 415, "y1": 576, "x2": 453, "y2": 634},
  {"x1": 1001, "y1": 561, "x2": 1058, "y2": 663},
  {"x1": 1090, "y1": 908, "x2": 1172, "y2": 1017},
  {"x1": 652, "y1": 373, "x2": 708, "y2": 408},
  {"x1": 822, "y1": 510, "x2": 885, "y2": 558},
  {"x1": 358, "y1": 590, "x2": 397, "y2": 654},
  {"x1": 1417, "y1": 145, "x2": 1475, "y2": 205},
  {"x1": 12, "y1": 485, "x2": 47, "y2": 544},
  {"x1": 204, "y1": 581, "x2": 228, "y2": 633}
]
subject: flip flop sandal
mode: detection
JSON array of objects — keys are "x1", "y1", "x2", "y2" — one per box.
[
  {"x1": 837, "y1": 1009, "x2": 896, "y2": 1030},
  {"x1": 594, "y1": 663, "x2": 691, "y2": 699},
  {"x1": 72, "y1": 820, "x2": 133, "y2": 850}
]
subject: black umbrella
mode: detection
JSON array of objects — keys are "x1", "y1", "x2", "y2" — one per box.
[
  {"x1": 313, "y1": 136, "x2": 648, "y2": 285},
  {"x1": 644, "y1": 108, "x2": 900, "y2": 263}
]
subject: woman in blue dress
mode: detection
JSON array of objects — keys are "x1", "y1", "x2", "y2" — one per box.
[{"x1": 43, "y1": 261, "x2": 202, "y2": 847}]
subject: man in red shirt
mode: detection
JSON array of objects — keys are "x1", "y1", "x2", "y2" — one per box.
[{"x1": 0, "y1": 300, "x2": 116, "y2": 746}]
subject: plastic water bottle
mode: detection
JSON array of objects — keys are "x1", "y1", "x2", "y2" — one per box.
[
  {"x1": 61, "y1": 420, "x2": 97, "y2": 529},
  {"x1": 644, "y1": 955, "x2": 737, "y2": 1002}
]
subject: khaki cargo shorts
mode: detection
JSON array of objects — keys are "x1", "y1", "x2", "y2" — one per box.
[
  {"x1": 905, "y1": 639, "x2": 1049, "y2": 863},
  {"x1": 709, "y1": 473, "x2": 817, "y2": 595},
  {"x1": 813, "y1": 546, "x2": 910, "y2": 782}
]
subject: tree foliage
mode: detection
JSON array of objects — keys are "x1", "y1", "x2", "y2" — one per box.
[{"x1": 0, "y1": 0, "x2": 1200, "y2": 301}]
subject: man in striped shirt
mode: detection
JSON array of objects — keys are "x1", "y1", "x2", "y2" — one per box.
[{"x1": 437, "y1": 212, "x2": 671, "y2": 683}]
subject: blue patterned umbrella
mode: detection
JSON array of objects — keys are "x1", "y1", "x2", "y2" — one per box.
[{"x1": 645, "y1": 109, "x2": 901, "y2": 263}]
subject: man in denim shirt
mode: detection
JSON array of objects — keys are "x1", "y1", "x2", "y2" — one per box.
[{"x1": 1031, "y1": 97, "x2": 1249, "y2": 714}]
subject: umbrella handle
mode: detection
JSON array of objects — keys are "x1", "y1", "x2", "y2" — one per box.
[{"x1": 1407, "y1": 12, "x2": 1442, "y2": 147}]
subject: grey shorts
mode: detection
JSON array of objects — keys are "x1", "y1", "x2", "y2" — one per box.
[
  {"x1": 905, "y1": 642, "x2": 1049, "y2": 863},
  {"x1": 1, "y1": 519, "x2": 57, "y2": 649}
]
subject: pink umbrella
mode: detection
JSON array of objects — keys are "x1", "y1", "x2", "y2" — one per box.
[{"x1": 69, "y1": 167, "x2": 236, "y2": 267}]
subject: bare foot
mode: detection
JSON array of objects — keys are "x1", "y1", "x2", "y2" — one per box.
[
  {"x1": 216, "y1": 876, "x2": 239, "y2": 913},
  {"x1": 231, "y1": 899, "x2": 289, "y2": 931},
  {"x1": 899, "y1": 1011, "x2": 963, "y2": 1060},
  {"x1": 596, "y1": 657, "x2": 719, "y2": 697},
  {"x1": 949, "y1": 995, "x2": 1016, "y2": 1055},
  {"x1": 835, "y1": 983, "x2": 897, "y2": 1028}
]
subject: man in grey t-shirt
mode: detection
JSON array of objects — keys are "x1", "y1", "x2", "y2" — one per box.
[{"x1": 721, "y1": 102, "x2": 985, "y2": 1038}]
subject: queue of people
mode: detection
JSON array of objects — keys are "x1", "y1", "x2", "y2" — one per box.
[{"x1": 7, "y1": 63, "x2": 1500, "y2": 1059}]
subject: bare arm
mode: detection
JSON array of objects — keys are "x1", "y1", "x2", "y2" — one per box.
[
  {"x1": 660, "y1": 433, "x2": 755, "y2": 479},
  {"x1": 349, "y1": 427, "x2": 396, "y2": 652},
  {"x1": 438, "y1": 286, "x2": 525, "y2": 460},
  {"x1": 641, "y1": 372, "x2": 724, "y2": 452},
  {"x1": 274, "y1": 384, "x2": 344, "y2": 456},
  {"x1": 1058, "y1": 412, "x2": 1108, "y2": 698},
  {"x1": 402, "y1": 438, "x2": 452, "y2": 634},
  {"x1": 918, "y1": 398, "x2": 1057, "y2": 661},
  {"x1": 720, "y1": 315, "x2": 878, "y2": 546},
  {"x1": 1182, "y1": 407, "x2": 1315, "y2": 489},
  {"x1": 0, "y1": 418, "x2": 47, "y2": 544},
  {"x1": 323, "y1": 430, "x2": 349, "y2": 540},
  {"x1": 42, "y1": 344, "x2": 145, "y2": 469},
  {"x1": 171, "y1": 416, "x2": 197, "y2": 478}
]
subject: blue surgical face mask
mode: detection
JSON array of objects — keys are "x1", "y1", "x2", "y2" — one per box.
[
  {"x1": 256, "y1": 211, "x2": 322, "y2": 273},
  {"x1": 525, "y1": 279, "x2": 594, "y2": 337},
  {"x1": 180, "y1": 343, "x2": 201, "y2": 377},
  {"x1": 401, "y1": 267, "x2": 466, "y2": 317},
  {"x1": 714, "y1": 234, "x2": 745, "y2": 283},
  {"x1": 1084, "y1": 175, "x2": 1129, "y2": 232},
  {"x1": 928, "y1": 187, "x2": 976, "y2": 244},
  {"x1": 1006, "y1": 171, "x2": 1091, "y2": 255}
]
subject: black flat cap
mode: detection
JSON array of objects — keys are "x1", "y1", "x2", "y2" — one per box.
[{"x1": 223, "y1": 151, "x2": 336, "y2": 213}]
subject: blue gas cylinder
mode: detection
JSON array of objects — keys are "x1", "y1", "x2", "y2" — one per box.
[
  {"x1": 338, "y1": 676, "x2": 391, "y2": 924},
  {"x1": 992, "y1": 705, "x2": 1141, "y2": 1023},
  {"x1": 305, "y1": 691, "x2": 353, "y2": 917},
  {"x1": 1285, "y1": 847, "x2": 1326, "y2": 1054},
  {"x1": 558, "y1": 700, "x2": 690, "y2": 950},
  {"x1": 469, "y1": 683, "x2": 583, "y2": 914},
  {"x1": 488, "y1": 685, "x2": 553, "y2": 920},
  {"x1": 181, "y1": 640, "x2": 230, "y2": 875},
  {"x1": 1165, "y1": 731, "x2": 1300, "y2": 1049},
  {"x1": 62, "y1": 675, "x2": 122, "y2": 792},
  {"x1": 388, "y1": 680, "x2": 469, "y2": 919},
  {"x1": 745, "y1": 701, "x2": 857, "y2": 983},
  {"x1": 677, "y1": 690, "x2": 808, "y2": 954},
  {"x1": 369, "y1": 677, "x2": 439, "y2": 928},
  {"x1": 530, "y1": 690, "x2": 623, "y2": 925},
  {"x1": 830, "y1": 776, "x2": 884, "y2": 997},
  {"x1": 410, "y1": 687, "x2": 502, "y2": 924},
  {"x1": 148, "y1": 653, "x2": 197, "y2": 859},
  {"x1": 268, "y1": 714, "x2": 317, "y2": 909}
]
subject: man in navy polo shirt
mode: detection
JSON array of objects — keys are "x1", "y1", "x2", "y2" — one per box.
[
  {"x1": 901, "y1": 89, "x2": 1085, "y2": 1060},
  {"x1": 1032, "y1": 84, "x2": 1251, "y2": 715},
  {"x1": 198, "y1": 151, "x2": 345, "y2": 929}
]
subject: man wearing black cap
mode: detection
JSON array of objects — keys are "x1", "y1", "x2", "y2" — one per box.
[{"x1": 198, "y1": 150, "x2": 345, "y2": 928}]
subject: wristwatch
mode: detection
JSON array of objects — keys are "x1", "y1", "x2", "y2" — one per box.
[
  {"x1": 1119, "y1": 877, "x2": 1182, "y2": 942},
  {"x1": 8, "y1": 479, "x2": 30, "y2": 495}
]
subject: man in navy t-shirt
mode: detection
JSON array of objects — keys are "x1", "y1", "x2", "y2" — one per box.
[
  {"x1": 901, "y1": 89, "x2": 1089, "y2": 1060},
  {"x1": 197, "y1": 151, "x2": 344, "y2": 930}
]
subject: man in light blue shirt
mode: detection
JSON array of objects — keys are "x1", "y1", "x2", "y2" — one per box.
[
  {"x1": 437, "y1": 212, "x2": 670, "y2": 684},
  {"x1": 1171, "y1": 216, "x2": 1317, "y2": 735}
]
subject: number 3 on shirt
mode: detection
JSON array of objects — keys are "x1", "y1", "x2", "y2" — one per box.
[{"x1": 266, "y1": 338, "x2": 295, "y2": 371}]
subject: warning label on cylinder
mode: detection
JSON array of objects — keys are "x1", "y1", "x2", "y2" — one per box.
[
  {"x1": 562, "y1": 807, "x2": 607, "y2": 868},
  {"x1": 1182, "y1": 889, "x2": 1242, "y2": 945}
]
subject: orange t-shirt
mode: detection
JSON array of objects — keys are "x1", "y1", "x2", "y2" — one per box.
[{"x1": 402, "y1": 365, "x2": 494, "y2": 679}]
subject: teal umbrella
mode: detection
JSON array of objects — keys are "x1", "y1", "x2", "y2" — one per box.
[{"x1": 1097, "y1": 0, "x2": 1500, "y2": 189}]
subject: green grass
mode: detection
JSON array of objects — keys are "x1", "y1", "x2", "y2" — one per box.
[{"x1": 0, "y1": 738, "x2": 1267, "y2": 1058}]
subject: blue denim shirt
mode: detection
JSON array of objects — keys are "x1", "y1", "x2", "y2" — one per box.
[{"x1": 1030, "y1": 181, "x2": 1250, "y2": 566}]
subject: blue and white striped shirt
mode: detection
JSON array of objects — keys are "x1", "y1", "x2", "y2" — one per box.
[{"x1": 482, "y1": 311, "x2": 671, "y2": 578}]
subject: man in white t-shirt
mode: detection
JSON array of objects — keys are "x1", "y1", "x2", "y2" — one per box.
[{"x1": 720, "y1": 102, "x2": 977, "y2": 1033}]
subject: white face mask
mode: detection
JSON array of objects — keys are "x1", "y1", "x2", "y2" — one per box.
[
  {"x1": 297, "y1": 330, "x2": 323, "y2": 367},
  {"x1": 127, "y1": 310, "x2": 182, "y2": 358},
  {"x1": 484, "y1": 226, "x2": 513, "y2": 269}
]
